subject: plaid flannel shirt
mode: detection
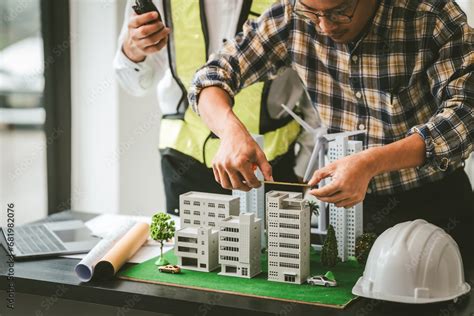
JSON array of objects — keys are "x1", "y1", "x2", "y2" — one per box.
[{"x1": 189, "y1": 0, "x2": 474, "y2": 195}]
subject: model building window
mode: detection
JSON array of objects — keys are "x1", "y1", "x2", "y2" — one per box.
[
  {"x1": 280, "y1": 243, "x2": 299, "y2": 249},
  {"x1": 218, "y1": 213, "x2": 225, "y2": 218},
  {"x1": 208, "y1": 203, "x2": 215, "y2": 208},
  {"x1": 194, "y1": 220, "x2": 200, "y2": 225},
  {"x1": 208, "y1": 212, "x2": 215, "y2": 217},
  {"x1": 241, "y1": 268, "x2": 248, "y2": 276},
  {"x1": 183, "y1": 210, "x2": 191, "y2": 214},
  {"x1": 279, "y1": 233, "x2": 299, "y2": 239},
  {"x1": 183, "y1": 219, "x2": 191, "y2": 224},
  {"x1": 269, "y1": 212, "x2": 278, "y2": 217},
  {"x1": 184, "y1": 200, "x2": 191, "y2": 205},
  {"x1": 200, "y1": 263, "x2": 206, "y2": 268},
  {"x1": 279, "y1": 223, "x2": 299, "y2": 229},
  {"x1": 280, "y1": 262, "x2": 299, "y2": 269},
  {"x1": 208, "y1": 222, "x2": 215, "y2": 226},
  {"x1": 279, "y1": 252, "x2": 299, "y2": 259},
  {"x1": 279, "y1": 213, "x2": 299, "y2": 219},
  {"x1": 193, "y1": 210, "x2": 200, "y2": 215},
  {"x1": 193, "y1": 201, "x2": 200, "y2": 206},
  {"x1": 218, "y1": 204, "x2": 225, "y2": 209}
]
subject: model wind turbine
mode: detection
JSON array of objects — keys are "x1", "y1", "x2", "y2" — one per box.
[{"x1": 280, "y1": 104, "x2": 366, "y2": 234}]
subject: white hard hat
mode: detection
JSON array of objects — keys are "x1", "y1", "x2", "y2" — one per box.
[{"x1": 352, "y1": 219, "x2": 471, "y2": 303}]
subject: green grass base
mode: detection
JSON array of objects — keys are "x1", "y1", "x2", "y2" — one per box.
[{"x1": 118, "y1": 248, "x2": 364, "y2": 308}]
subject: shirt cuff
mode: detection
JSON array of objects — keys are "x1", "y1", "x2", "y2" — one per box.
[
  {"x1": 114, "y1": 46, "x2": 153, "y2": 73},
  {"x1": 407, "y1": 125, "x2": 451, "y2": 172}
]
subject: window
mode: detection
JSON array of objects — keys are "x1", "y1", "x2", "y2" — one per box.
[
  {"x1": 183, "y1": 210, "x2": 190, "y2": 215},
  {"x1": 201, "y1": 241, "x2": 204, "y2": 245},
  {"x1": 220, "y1": 236, "x2": 239, "y2": 242},
  {"x1": 200, "y1": 263, "x2": 207, "y2": 268},
  {"x1": 183, "y1": 200, "x2": 190, "y2": 205},
  {"x1": 218, "y1": 213, "x2": 225, "y2": 218},
  {"x1": 280, "y1": 262, "x2": 299, "y2": 269},
  {"x1": 279, "y1": 223, "x2": 299, "y2": 229},
  {"x1": 279, "y1": 232, "x2": 299, "y2": 239},
  {"x1": 208, "y1": 212, "x2": 215, "y2": 217},
  {"x1": 193, "y1": 210, "x2": 200, "y2": 216},
  {"x1": 177, "y1": 236, "x2": 197, "y2": 243},
  {"x1": 183, "y1": 219, "x2": 191, "y2": 224},
  {"x1": 193, "y1": 220, "x2": 200, "y2": 225},
  {"x1": 201, "y1": 251, "x2": 205, "y2": 255},
  {"x1": 193, "y1": 201, "x2": 200, "y2": 206},
  {"x1": 279, "y1": 252, "x2": 299, "y2": 259},
  {"x1": 220, "y1": 246, "x2": 238, "y2": 251},
  {"x1": 208, "y1": 221, "x2": 215, "y2": 226},
  {"x1": 218, "y1": 204, "x2": 225, "y2": 209},
  {"x1": 222, "y1": 227, "x2": 239, "y2": 233},
  {"x1": 177, "y1": 246, "x2": 197, "y2": 253},
  {"x1": 241, "y1": 268, "x2": 248, "y2": 276},
  {"x1": 220, "y1": 255, "x2": 238, "y2": 261},
  {"x1": 279, "y1": 243, "x2": 299, "y2": 249},
  {"x1": 208, "y1": 203, "x2": 215, "y2": 208},
  {"x1": 279, "y1": 213, "x2": 299, "y2": 219}
]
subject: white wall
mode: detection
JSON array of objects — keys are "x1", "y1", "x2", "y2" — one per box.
[{"x1": 70, "y1": 0, "x2": 165, "y2": 215}]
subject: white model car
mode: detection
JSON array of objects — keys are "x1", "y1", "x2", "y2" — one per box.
[{"x1": 307, "y1": 275, "x2": 337, "y2": 287}]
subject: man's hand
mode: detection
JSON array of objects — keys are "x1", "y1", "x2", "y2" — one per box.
[
  {"x1": 307, "y1": 134, "x2": 426, "y2": 208},
  {"x1": 308, "y1": 151, "x2": 377, "y2": 208},
  {"x1": 123, "y1": 11, "x2": 170, "y2": 62},
  {"x1": 212, "y1": 126, "x2": 273, "y2": 192}
]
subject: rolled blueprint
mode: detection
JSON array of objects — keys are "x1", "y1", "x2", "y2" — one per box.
[
  {"x1": 94, "y1": 222, "x2": 149, "y2": 280},
  {"x1": 75, "y1": 221, "x2": 136, "y2": 282}
]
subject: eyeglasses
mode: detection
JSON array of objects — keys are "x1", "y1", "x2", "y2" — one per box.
[{"x1": 294, "y1": 0, "x2": 360, "y2": 24}]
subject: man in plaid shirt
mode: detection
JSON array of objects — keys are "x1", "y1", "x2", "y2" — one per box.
[{"x1": 189, "y1": 0, "x2": 473, "y2": 255}]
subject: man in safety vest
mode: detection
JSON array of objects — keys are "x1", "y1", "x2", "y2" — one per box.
[{"x1": 114, "y1": 0, "x2": 319, "y2": 214}]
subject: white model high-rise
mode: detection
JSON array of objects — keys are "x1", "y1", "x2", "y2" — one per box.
[
  {"x1": 175, "y1": 192, "x2": 240, "y2": 272},
  {"x1": 328, "y1": 137, "x2": 364, "y2": 262},
  {"x1": 232, "y1": 134, "x2": 266, "y2": 249},
  {"x1": 218, "y1": 213, "x2": 262, "y2": 278},
  {"x1": 266, "y1": 191, "x2": 310, "y2": 284}
]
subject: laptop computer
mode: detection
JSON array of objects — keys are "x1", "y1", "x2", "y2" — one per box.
[{"x1": 1, "y1": 220, "x2": 100, "y2": 259}]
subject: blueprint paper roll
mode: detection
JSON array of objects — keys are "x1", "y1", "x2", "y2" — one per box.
[
  {"x1": 94, "y1": 222, "x2": 149, "y2": 280},
  {"x1": 75, "y1": 221, "x2": 135, "y2": 282}
]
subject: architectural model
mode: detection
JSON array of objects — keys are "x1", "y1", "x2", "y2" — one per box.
[
  {"x1": 327, "y1": 137, "x2": 364, "y2": 262},
  {"x1": 266, "y1": 191, "x2": 310, "y2": 284},
  {"x1": 232, "y1": 134, "x2": 266, "y2": 249},
  {"x1": 174, "y1": 192, "x2": 240, "y2": 272},
  {"x1": 218, "y1": 213, "x2": 262, "y2": 278}
]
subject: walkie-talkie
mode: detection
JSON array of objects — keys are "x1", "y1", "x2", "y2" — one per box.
[{"x1": 132, "y1": 0, "x2": 160, "y2": 16}]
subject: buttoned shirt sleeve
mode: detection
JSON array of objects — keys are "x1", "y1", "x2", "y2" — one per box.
[
  {"x1": 407, "y1": 3, "x2": 474, "y2": 171},
  {"x1": 188, "y1": 0, "x2": 293, "y2": 114},
  {"x1": 113, "y1": 0, "x2": 169, "y2": 97}
]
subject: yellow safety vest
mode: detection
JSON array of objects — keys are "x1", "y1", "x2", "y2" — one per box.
[{"x1": 159, "y1": 0, "x2": 301, "y2": 167}]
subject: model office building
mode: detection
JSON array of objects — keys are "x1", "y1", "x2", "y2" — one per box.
[
  {"x1": 174, "y1": 192, "x2": 240, "y2": 272},
  {"x1": 327, "y1": 137, "x2": 364, "y2": 262},
  {"x1": 266, "y1": 191, "x2": 310, "y2": 284},
  {"x1": 218, "y1": 213, "x2": 262, "y2": 278}
]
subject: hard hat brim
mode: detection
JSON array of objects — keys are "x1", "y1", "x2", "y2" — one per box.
[{"x1": 352, "y1": 277, "x2": 471, "y2": 304}]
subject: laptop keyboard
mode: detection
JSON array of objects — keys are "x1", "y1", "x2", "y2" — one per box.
[{"x1": 14, "y1": 224, "x2": 67, "y2": 255}]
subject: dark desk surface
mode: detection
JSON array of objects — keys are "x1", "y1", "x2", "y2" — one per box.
[{"x1": 1, "y1": 211, "x2": 473, "y2": 316}]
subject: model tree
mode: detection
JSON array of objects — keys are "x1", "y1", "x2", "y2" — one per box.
[
  {"x1": 150, "y1": 212, "x2": 175, "y2": 266},
  {"x1": 321, "y1": 224, "x2": 338, "y2": 267},
  {"x1": 308, "y1": 200, "x2": 319, "y2": 217},
  {"x1": 355, "y1": 232, "x2": 378, "y2": 264}
]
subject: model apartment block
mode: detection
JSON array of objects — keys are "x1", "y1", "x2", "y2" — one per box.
[
  {"x1": 328, "y1": 136, "x2": 364, "y2": 262},
  {"x1": 174, "y1": 226, "x2": 219, "y2": 272},
  {"x1": 179, "y1": 192, "x2": 240, "y2": 229},
  {"x1": 266, "y1": 191, "x2": 310, "y2": 284},
  {"x1": 175, "y1": 192, "x2": 240, "y2": 272},
  {"x1": 218, "y1": 213, "x2": 262, "y2": 278}
]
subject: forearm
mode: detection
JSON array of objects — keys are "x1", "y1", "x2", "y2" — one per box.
[
  {"x1": 363, "y1": 134, "x2": 426, "y2": 176},
  {"x1": 198, "y1": 87, "x2": 250, "y2": 139}
]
